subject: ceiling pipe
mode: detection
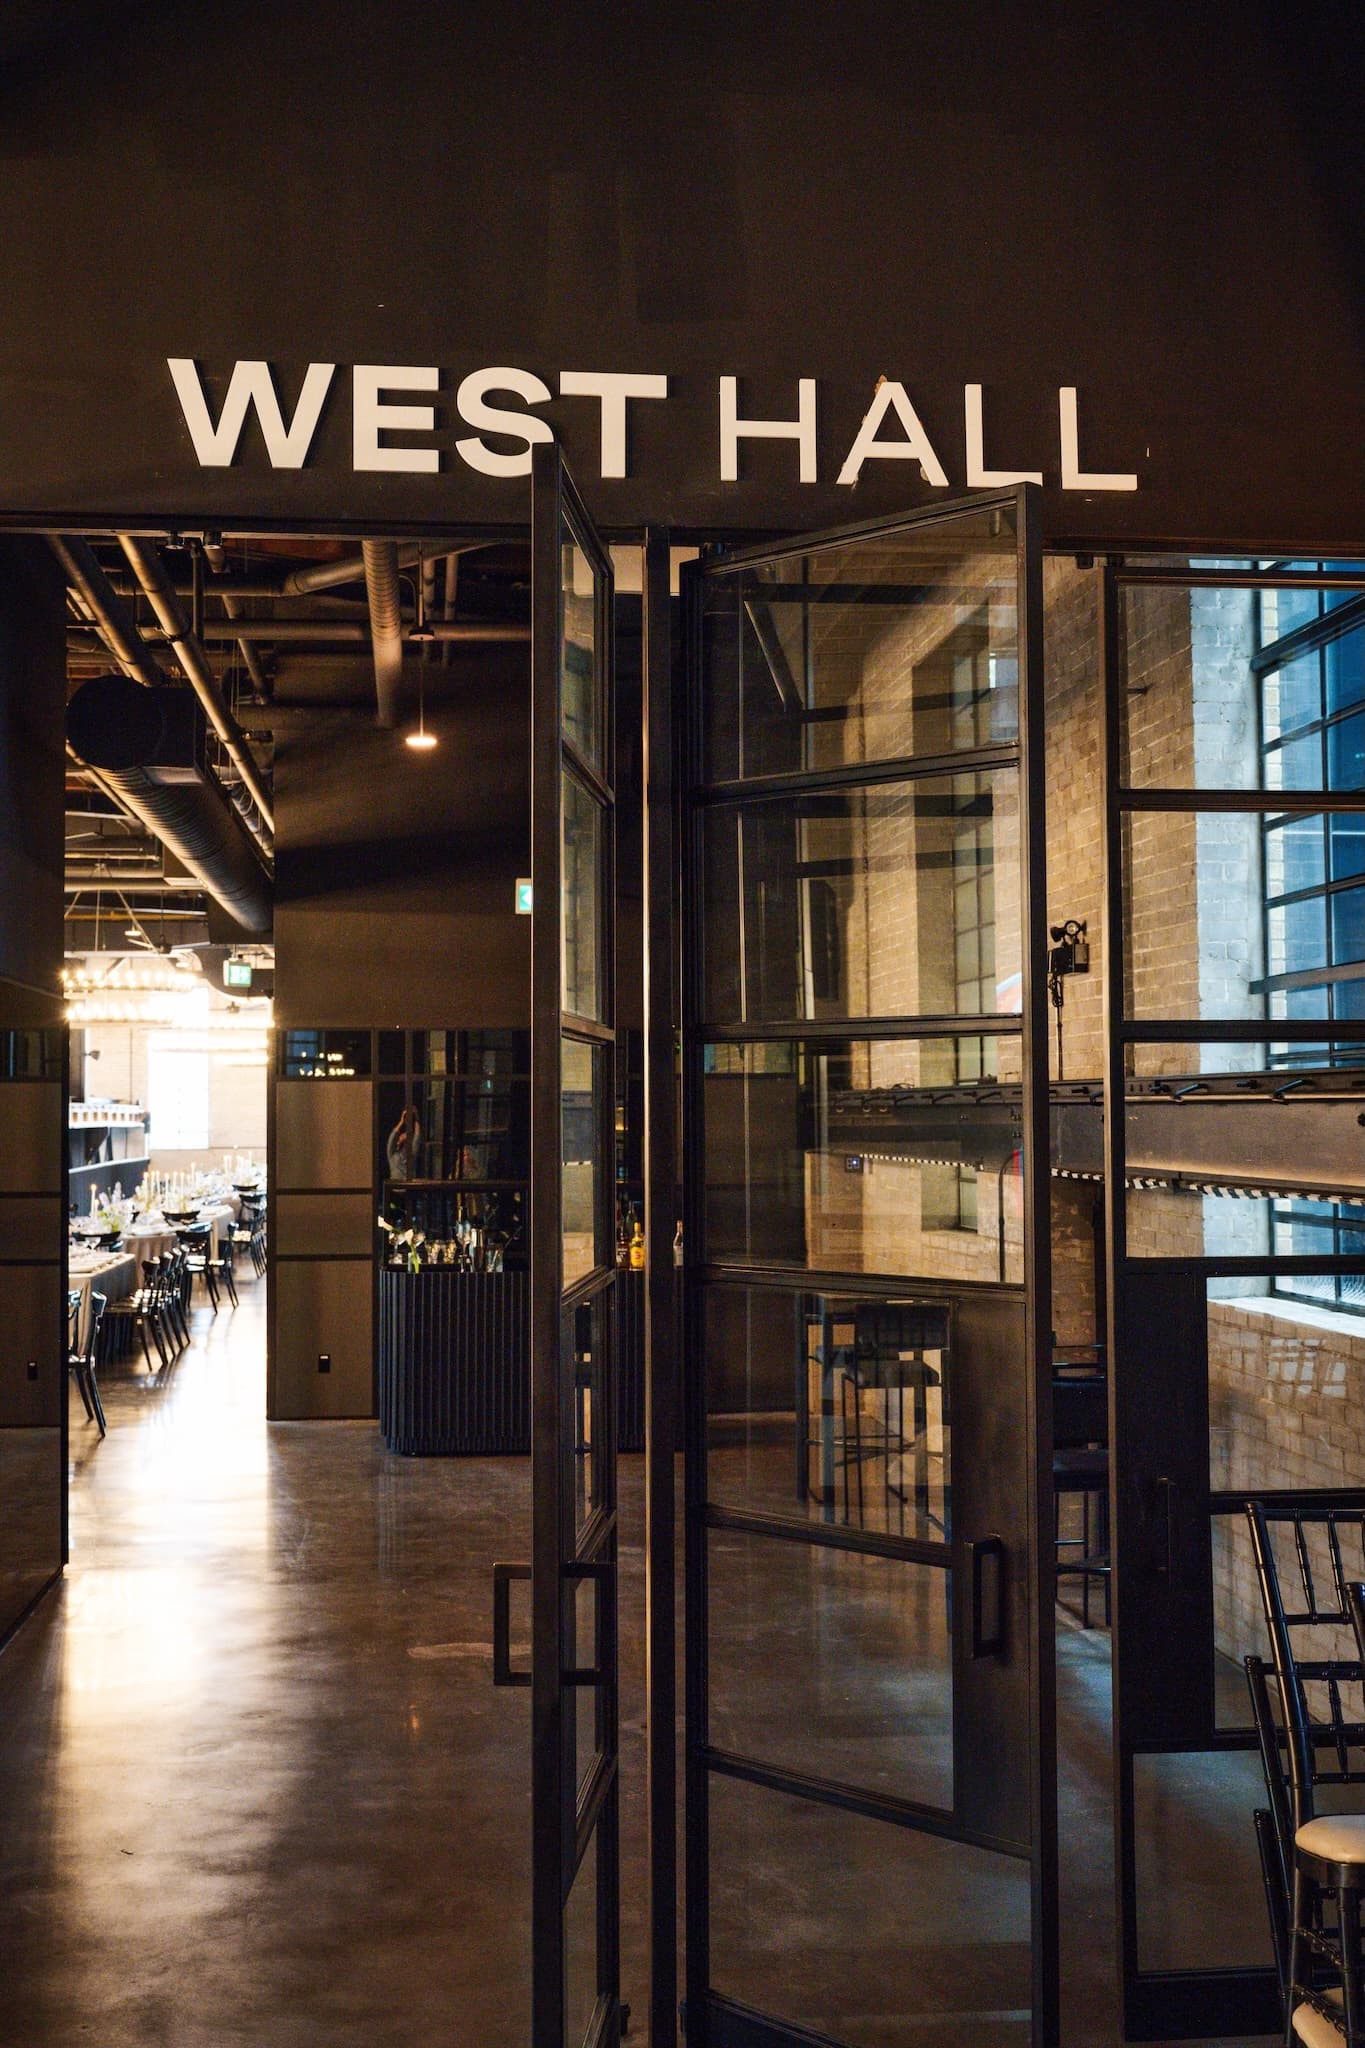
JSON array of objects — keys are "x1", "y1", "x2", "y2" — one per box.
[
  {"x1": 118, "y1": 536, "x2": 275, "y2": 837},
  {"x1": 361, "y1": 539, "x2": 404, "y2": 728},
  {"x1": 51, "y1": 536, "x2": 165, "y2": 687},
  {"x1": 183, "y1": 618, "x2": 530, "y2": 644},
  {"x1": 279, "y1": 541, "x2": 479, "y2": 598},
  {"x1": 204, "y1": 541, "x2": 271, "y2": 703},
  {"x1": 67, "y1": 674, "x2": 272, "y2": 934}
]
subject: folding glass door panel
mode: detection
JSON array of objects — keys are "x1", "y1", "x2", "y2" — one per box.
[
  {"x1": 683, "y1": 492, "x2": 1057, "y2": 2048},
  {"x1": 1102, "y1": 557, "x2": 1365, "y2": 2042},
  {"x1": 529, "y1": 442, "x2": 620, "y2": 2048}
]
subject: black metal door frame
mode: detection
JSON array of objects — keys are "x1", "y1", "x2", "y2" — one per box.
[
  {"x1": 528, "y1": 439, "x2": 622, "y2": 2048},
  {"x1": 1100, "y1": 557, "x2": 1365, "y2": 2041},
  {"x1": 677, "y1": 487, "x2": 1058, "y2": 2048}
]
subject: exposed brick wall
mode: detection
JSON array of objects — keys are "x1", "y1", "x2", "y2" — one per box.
[{"x1": 775, "y1": 547, "x2": 1357, "y2": 1677}]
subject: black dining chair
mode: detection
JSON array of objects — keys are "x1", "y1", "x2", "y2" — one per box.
[
  {"x1": 68, "y1": 1290, "x2": 108, "y2": 1436},
  {"x1": 1244, "y1": 1501, "x2": 1365, "y2": 2048}
]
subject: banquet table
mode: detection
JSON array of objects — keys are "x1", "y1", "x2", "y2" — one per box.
[
  {"x1": 67, "y1": 1249, "x2": 138, "y2": 1350},
  {"x1": 121, "y1": 1224, "x2": 178, "y2": 1264}
]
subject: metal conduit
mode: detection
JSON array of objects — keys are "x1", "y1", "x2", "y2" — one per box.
[
  {"x1": 117, "y1": 536, "x2": 275, "y2": 837},
  {"x1": 204, "y1": 541, "x2": 270, "y2": 702},
  {"x1": 361, "y1": 538, "x2": 404, "y2": 727},
  {"x1": 184, "y1": 618, "x2": 531, "y2": 644}
]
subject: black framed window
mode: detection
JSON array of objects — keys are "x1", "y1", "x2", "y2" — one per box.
[{"x1": 1258, "y1": 567, "x2": 1365, "y2": 1308}]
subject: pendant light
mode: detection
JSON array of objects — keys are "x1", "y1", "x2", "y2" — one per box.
[{"x1": 405, "y1": 543, "x2": 438, "y2": 750}]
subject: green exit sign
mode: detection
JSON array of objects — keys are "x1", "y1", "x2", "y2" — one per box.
[
  {"x1": 224, "y1": 958, "x2": 253, "y2": 988},
  {"x1": 515, "y1": 879, "x2": 533, "y2": 915}
]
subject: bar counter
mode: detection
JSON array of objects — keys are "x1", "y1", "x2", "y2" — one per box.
[
  {"x1": 378, "y1": 1266, "x2": 530, "y2": 1455},
  {"x1": 377, "y1": 1266, "x2": 646, "y2": 1456}
]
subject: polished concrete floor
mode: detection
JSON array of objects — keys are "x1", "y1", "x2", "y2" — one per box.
[{"x1": 0, "y1": 1268, "x2": 1279, "y2": 2047}]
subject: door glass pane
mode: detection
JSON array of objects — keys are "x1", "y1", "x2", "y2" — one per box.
[
  {"x1": 701, "y1": 504, "x2": 1020, "y2": 783},
  {"x1": 708, "y1": 1775, "x2": 1031, "y2": 2048},
  {"x1": 1132, "y1": 1751, "x2": 1270, "y2": 1973},
  {"x1": 562, "y1": 1038, "x2": 602, "y2": 1287},
  {"x1": 702, "y1": 1038, "x2": 1023, "y2": 1280},
  {"x1": 1120, "y1": 809, "x2": 1365, "y2": 1021},
  {"x1": 563, "y1": 1841, "x2": 599, "y2": 2048},
  {"x1": 572, "y1": 1569, "x2": 602, "y2": 1795},
  {"x1": 704, "y1": 1282, "x2": 951, "y2": 1541},
  {"x1": 708, "y1": 1527, "x2": 952, "y2": 1808},
  {"x1": 561, "y1": 535, "x2": 598, "y2": 768},
  {"x1": 566, "y1": 1287, "x2": 608, "y2": 1532},
  {"x1": 701, "y1": 773, "x2": 1021, "y2": 1025},
  {"x1": 562, "y1": 771, "x2": 602, "y2": 1022}
]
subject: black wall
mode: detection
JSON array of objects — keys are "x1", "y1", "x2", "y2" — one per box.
[
  {"x1": 273, "y1": 642, "x2": 532, "y2": 1028},
  {"x1": 0, "y1": 3, "x2": 1362, "y2": 547},
  {"x1": 0, "y1": 539, "x2": 67, "y2": 1641}
]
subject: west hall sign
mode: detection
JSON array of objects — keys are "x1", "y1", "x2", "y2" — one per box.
[{"x1": 167, "y1": 361, "x2": 1141, "y2": 493}]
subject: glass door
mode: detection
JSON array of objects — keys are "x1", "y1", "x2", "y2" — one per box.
[
  {"x1": 1101, "y1": 554, "x2": 1365, "y2": 2041},
  {"x1": 529, "y1": 441, "x2": 621, "y2": 2048},
  {"x1": 681, "y1": 491, "x2": 1057, "y2": 2047}
]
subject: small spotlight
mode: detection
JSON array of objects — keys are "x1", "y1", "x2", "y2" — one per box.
[{"x1": 404, "y1": 727, "x2": 438, "y2": 751}]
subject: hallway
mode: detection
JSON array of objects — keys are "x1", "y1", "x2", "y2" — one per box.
[
  {"x1": 0, "y1": 1264, "x2": 1281, "y2": 2048},
  {"x1": 0, "y1": 1274, "x2": 650, "y2": 2047}
]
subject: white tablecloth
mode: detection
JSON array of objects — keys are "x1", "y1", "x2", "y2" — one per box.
[
  {"x1": 68, "y1": 1251, "x2": 137, "y2": 1350},
  {"x1": 121, "y1": 1225, "x2": 177, "y2": 1264}
]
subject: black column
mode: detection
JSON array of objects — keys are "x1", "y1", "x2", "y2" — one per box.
[{"x1": 0, "y1": 538, "x2": 68, "y2": 1643}]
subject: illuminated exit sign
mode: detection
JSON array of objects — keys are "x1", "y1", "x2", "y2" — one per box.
[{"x1": 515, "y1": 878, "x2": 533, "y2": 915}]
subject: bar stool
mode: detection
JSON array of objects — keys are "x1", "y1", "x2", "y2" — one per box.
[{"x1": 1053, "y1": 1371, "x2": 1110, "y2": 1627}]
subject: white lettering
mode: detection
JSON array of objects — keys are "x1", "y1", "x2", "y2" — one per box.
[
  {"x1": 353, "y1": 365, "x2": 440, "y2": 473},
  {"x1": 167, "y1": 358, "x2": 335, "y2": 468},
  {"x1": 837, "y1": 381, "x2": 948, "y2": 488},
  {"x1": 1059, "y1": 386, "x2": 1137, "y2": 492},
  {"x1": 559, "y1": 371, "x2": 668, "y2": 478},
  {"x1": 455, "y1": 366, "x2": 554, "y2": 478},
  {"x1": 964, "y1": 384, "x2": 1042, "y2": 487},
  {"x1": 719, "y1": 377, "x2": 817, "y2": 483}
]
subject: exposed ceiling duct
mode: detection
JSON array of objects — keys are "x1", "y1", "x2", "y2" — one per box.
[
  {"x1": 361, "y1": 538, "x2": 404, "y2": 727},
  {"x1": 66, "y1": 673, "x2": 272, "y2": 935}
]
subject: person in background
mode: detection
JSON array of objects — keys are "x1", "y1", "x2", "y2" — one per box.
[{"x1": 386, "y1": 1106, "x2": 422, "y2": 1180}]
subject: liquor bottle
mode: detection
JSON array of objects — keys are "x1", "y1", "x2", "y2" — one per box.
[
  {"x1": 616, "y1": 1197, "x2": 630, "y2": 1268},
  {"x1": 628, "y1": 1206, "x2": 646, "y2": 1271}
]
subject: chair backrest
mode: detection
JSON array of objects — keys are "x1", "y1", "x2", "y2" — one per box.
[
  {"x1": 85, "y1": 1291, "x2": 107, "y2": 1363},
  {"x1": 1245, "y1": 1500, "x2": 1365, "y2": 1828},
  {"x1": 1052, "y1": 1374, "x2": 1108, "y2": 1450},
  {"x1": 1244, "y1": 1650, "x2": 1292, "y2": 1980}
]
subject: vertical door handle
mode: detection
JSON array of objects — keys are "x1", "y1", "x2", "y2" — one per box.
[
  {"x1": 970, "y1": 1536, "x2": 1006, "y2": 1658},
  {"x1": 1156, "y1": 1476, "x2": 1175, "y2": 1579},
  {"x1": 492, "y1": 1561, "x2": 531, "y2": 1688}
]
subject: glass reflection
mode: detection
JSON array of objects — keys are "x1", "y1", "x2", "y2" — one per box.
[
  {"x1": 702, "y1": 773, "x2": 1019, "y2": 1026},
  {"x1": 707, "y1": 1528, "x2": 952, "y2": 1808},
  {"x1": 561, "y1": 1038, "x2": 601, "y2": 1287},
  {"x1": 561, "y1": 537, "x2": 598, "y2": 768},
  {"x1": 562, "y1": 772, "x2": 602, "y2": 1022},
  {"x1": 705, "y1": 1283, "x2": 951, "y2": 1541},
  {"x1": 702, "y1": 506, "x2": 1020, "y2": 783},
  {"x1": 702, "y1": 1037, "x2": 1023, "y2": 1280}
]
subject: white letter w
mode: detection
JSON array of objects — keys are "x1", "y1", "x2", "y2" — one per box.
[{"x1": 167, "y1": 358, "x2": 336, "y2": 468}]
